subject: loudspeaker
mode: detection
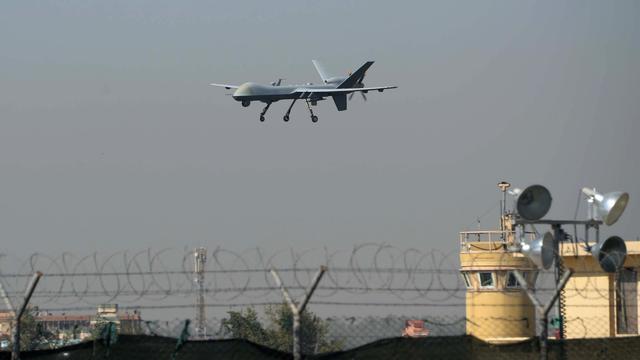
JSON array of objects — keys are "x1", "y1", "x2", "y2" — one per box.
[
  {"x1": 591, "y1": 236, "x2": 627, "y2": 273},
  {"x1": 582, "y1": 188, "x2": 630, "y2": 226},
  {"x1": 517, "y1": 185, "x2": 552, "y2": 220},
  {"x1": 521, "y1": 231, "x2": 554, "y2": 270}
]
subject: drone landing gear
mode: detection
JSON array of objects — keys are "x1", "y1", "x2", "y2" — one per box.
[
  {"x1": 305, "y1": 100, "x2": 318, "y2": 123},
  {"x1": 283, "y1": 98, "x2": 298, "y2": 122},
  {"x1": 259, "y1": 102, "x2": 272, "y2": 122}
]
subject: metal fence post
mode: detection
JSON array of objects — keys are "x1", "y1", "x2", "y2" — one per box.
[
  {"x1": 513, "y1": 269, "x2": 572, "y2": 360},
  {"x1": 271, "y1": 266, "x2": 327, "y2": 360},
  {"x1": 11, "y1": 272, "x2": 43, "y2": 360},
  {"x1": 0, "y1": 278, "x2": 15, "y2": 316}
]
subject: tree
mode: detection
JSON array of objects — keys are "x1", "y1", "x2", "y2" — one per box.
[
  {"x1": 13, "y1": 307, "x2": 55, "y2": 351},
  {"x1": 265, "y1": 303, "x2": 343, "y2": 354},
  {"x1": 220, "y1": 308, "x2": 269, "y2": 345},
  {"x1": 220, "y1": 304, "x2": 343, "y2": 354},
  {"x1": 18, "y1": 308, "x2": 39, "y2": 351}
]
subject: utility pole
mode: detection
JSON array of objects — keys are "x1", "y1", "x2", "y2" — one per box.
[{"x1": 194, "y1": 248, "x2": 207, "y2": 340}]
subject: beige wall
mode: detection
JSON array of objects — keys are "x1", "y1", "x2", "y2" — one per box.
[
  {"x1": 466, "y1": 291, "x2": 536, "y2": 339},
  {"x1": 560, "y1": 242, "x2": 640, "y2": 339}
]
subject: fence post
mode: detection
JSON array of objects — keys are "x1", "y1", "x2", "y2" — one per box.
[
  {"x1": 0, "y1": 278, "x2": 15, "y2": 316},
  {"x1": 271, "y1": 266, "x2": 327, "y2": 360},
  {"x1": 513, "y1": 269, "x2": 572, "y2": 360},
  {"x1": 11, "y1": 271, "x2": 43, "y2": 360}
]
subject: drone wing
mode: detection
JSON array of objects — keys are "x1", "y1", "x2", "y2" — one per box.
[
  {"x1": 293, "y1": 86, "x2": 397, "y2": 111},
  {"x1": 293, "y1": 86, "x2": 397, "y2": 95},
  {"x1": 210, "y1": 83, "x2": 240, "y2": 90}
]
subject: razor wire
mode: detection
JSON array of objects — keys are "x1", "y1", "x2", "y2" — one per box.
[
  {"x1": 0, "y1": 245, "x2": 465, "y2": 306},
  {"x1": 0, "y1": 244, "x2": 620, "y2": 311}
]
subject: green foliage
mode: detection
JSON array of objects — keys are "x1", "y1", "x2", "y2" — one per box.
[
  {"x1": 14, "y1": 307, "x2": 55, "y2": 350},
  {"x1": 90, "y1": 315, "x2": 112, "y2": 340},
  {"x1": 220, "y1": 304, "x2": 343, "y2": 354},
  {"x1": 220, "y1": 308, "x2": 269, "y2": 345},
  {"x1": 18, "y1": 308, "x2": 39, "y2": 351}
]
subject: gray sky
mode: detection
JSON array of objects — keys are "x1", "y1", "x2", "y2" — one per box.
[{"x1": 1, "y1": 0, "x2": 639, "y2": 258}]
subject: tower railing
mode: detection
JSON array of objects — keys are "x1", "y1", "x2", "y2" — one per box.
[{"x1": 459, "y1": 230, "x2": 536, "y2": 253}]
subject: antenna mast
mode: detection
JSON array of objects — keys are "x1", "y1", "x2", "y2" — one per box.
[
  {"x1": 498, "y1": 181, "x2": 511, "y2": 232},
  {"x1": 194, "y1": 247, "x2": 207, "y2": 339}
]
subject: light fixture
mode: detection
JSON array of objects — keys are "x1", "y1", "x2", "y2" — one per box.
[
  {"x1": 520, "y1": 231, "x2": 554, "y2": 270},
  {"x1": 582, "y1": 188, "x2": 630, "y2": 225},
  {"x1": 591, "y1": 236, "x2": 627, "y2": 273},
  {"x1": 515, "y1": 185, "x2": 553, "y2": 221}
]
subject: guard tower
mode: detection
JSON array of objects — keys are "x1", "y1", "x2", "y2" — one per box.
[
  {"x1": 460, "y1": 182, "x2": 633, "y2": 344},
  {"x1": 460, "y1": 215, "x2": 538, "y2": 342},
  {"x1": 459, "y1": 182, "x2": 540, "y2": 343}
]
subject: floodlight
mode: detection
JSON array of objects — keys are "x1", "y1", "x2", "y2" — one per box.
[
  {"x1": 582, "y1": 188, "x2": 629, "y2": 225},
  {"x1": 591, "y1": 236, "x2": 627, "y2": 273},
  {"x1": 520, "y1": 231, "x2": 554, "y2": 270},
  {"x1": 516, "y1": 185, "x2": 552, "y2": 220}
]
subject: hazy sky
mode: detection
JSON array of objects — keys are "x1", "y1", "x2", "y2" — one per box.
[{"x1": 1, "y1": 0, "x2": 639, "y2": 258}]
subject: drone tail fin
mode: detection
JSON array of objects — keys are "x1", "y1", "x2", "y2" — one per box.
[
  {"x1": 338, "y1": 61, "x2": 374, "y2": 88},
  {"x1": 332, "y1": 94, "x2": 347, "y2": 111},
  {"x1": 312, "y1": 60, "x2": 331, "y2": 83}
]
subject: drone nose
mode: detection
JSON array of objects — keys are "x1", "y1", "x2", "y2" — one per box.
[{"x1": 233, "y1": 83, "x2": 254, "y2": 97}]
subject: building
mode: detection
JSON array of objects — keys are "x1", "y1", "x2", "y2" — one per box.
[
  {"x1": 0, "y1": 311, "x2": 13, "y2": 339},
  {"x1": 90, "y1": 304, "x2": 143, "y2": 335},
  {"x1": 460, "y1": 213, "x2": 640, "y2": 342},
  {"x1": 0, "y1": 305, "x2": 142, "y2": 341},
  {"x1": 459, "y1": 215, "x2": 538, "y2": 343},
  {"x1": 402, "y1": 320, "x2": 430, "y2": 337},
  {"x1": 560, "y1": 242, "x2": 640, "y2": 338}
]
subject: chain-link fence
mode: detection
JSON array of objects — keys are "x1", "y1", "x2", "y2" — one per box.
[{"x1": 2, "y1": 316, "x2": 640, "y2": 359}]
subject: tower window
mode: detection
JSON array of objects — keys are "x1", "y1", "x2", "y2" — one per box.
[
  {"x1": 461, "y1": 272, "x2": 472, "y2": 288},
  {"x1": 478, "y1": 272, "x2": 494, "y2": 288},
  {"x1": 506, "y1": 271, "x2": 528, "y2": 288}
]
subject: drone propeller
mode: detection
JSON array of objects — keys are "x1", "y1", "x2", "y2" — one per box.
[
  {"x1": 348, "y1": 71, "x2": 367, "y2": 101},
  {"x1": 349, "y1": 92, "x2": 367, "y2": 101}
]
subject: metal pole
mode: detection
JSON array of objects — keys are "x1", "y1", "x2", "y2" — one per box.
[
  {"x1": 0, "y1": 278, "x2": 15, "y2": 315},
  {"x1": 271, "y1": 266, "x2": 327, "y2": 360},
  {"x1": 552, "y1": 225, "x2": 564, "y2": 339},
  {"x1": 12, "y1": 272, "x2": 43, "y2": 360},
  {"x1": 298, "y1": 266, "x2": 327, "y2": 314},
  {"x1": 513, "y1": 269, "x2": 572, "y2": 360},
  {"x1": 194, "y1": 247, "x2": 207, "y2": 339}
]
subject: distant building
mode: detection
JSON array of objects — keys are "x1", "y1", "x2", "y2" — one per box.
[
  {"x1": 402, "y1": 320, "x2": 430, "y2": 337},
  {"x1": 0, "y1": 305, "x2": 142, "y2": 341},
  {"x1": 90, "y1": 304, "x2": 143, "y2": 335},
  {"x1": 0, "y1": 311, "x2": 13, "y2": 339}
]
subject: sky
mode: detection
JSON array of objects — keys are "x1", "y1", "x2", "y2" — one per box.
[{"x1": 1, "y1": 0, "x2": 639, "y2": 261}]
